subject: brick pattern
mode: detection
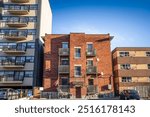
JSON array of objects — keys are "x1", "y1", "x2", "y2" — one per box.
[{"x1": 43, "y1": 33, "x2": 113, "y2": 98}]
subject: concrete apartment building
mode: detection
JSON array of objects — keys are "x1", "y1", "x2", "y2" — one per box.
[
  {"x1": 112, "y1": 47, "x2": 150, "y2": 98},
  {"x1": 0, "y1": 0, "x2": 52, "y2": 93},
  {"x1": 43, "y1": 33, "x2": 114, "y2": 99}
]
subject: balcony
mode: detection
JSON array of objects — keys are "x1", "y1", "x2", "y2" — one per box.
[
  {"x1": 86, "y1": 49, "x2": 96, "y2": 57},
  {"x1": 6, "y1": 21, "x2": 28, "y2": 28},
  {"x1": 4, "y1": 34, "x2": 27, "y2": 41},
  {"x1": 11, "y1": 0, "x2": 30, "y2": 3},
  {"x1": 58, "y1": 85, "x2": 70, "y2": 92},
  {"x1": 1, "y1": 60, "x2": 25, "y2": 69},
  {"x1": 72, "y1": 81, "x2": 84, "y2": 87},
  {"x1": 2, "y1": 46, "x2": 26, "y2": 54},
  {"x1": 8, "y1": 9, "x2": 29, "y2": 15},
  {"x1": 0, "y1": 76, "x2": 23, "y2": 84},
  {"x1": 59, "y1": 48, "x2": 69, "y2": 56},
  {"x1": 86, "y1": 66, "x2": 97, "y2": 74},
  {"x1": 58, "y1": 65, "x2": 69, "y2": 74},
  {"x1": 87, "y1": 85, "x2": 98, "y2": 94}
]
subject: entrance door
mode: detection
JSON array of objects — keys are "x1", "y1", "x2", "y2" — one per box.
[{"x1": 76, "y1": 87, "x2": 81, "y2": 98}]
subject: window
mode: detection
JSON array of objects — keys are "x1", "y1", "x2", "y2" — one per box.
[
  {"x1": 27, "y1": 43, "x2": 35, "y2": 49},
  {"x1": 148, "y1": 64, "x2": 150, "y2": 69},
  {"x1": 75, "y1": 47, "x2": 81, "y2": 58},
  {"x1": 87, "y1": 43, "x2": 93, "y2": 51},
  {"x1": 25, "y1": 71, "x2": 33, "y2": 78},
  {"x1": 60, "y1": 58, "x2": 69, "y2": 65},
  {"x1": 88, "y1": 79, "x2": 94, "y2": 85},
  {"x1": 14, "y1": 71, "x2": 24, "y2": 81},
  {"x1": 5, "y1": 71, "x2": 14, "y2": 77},
  {"x1": 27, "y1": 30, "x2": 36, "y2": 35},
  {"x1": 87, "y1": 60, "x2": 93, "y2": 66},
  {"x1": 62, "y1": 42, "x2": 68, "y2": 48},
  {"x1": 119, "y1": 52, "x2": 129, "y2": 57},
  {"x1": 26, "y1": 57, "x2": 34, "y2": 63},
  {"x1": 122, "y1": 77, "x2": 132, "y2": 82},
  {"x1": 61, "y1": 78, "x2": 69, "y2": 85},
  {"x1": 146, "y1": 52, "x2": 150, "y2": 57},
  {"x1": 30, "y1": 4, "x2": 38, "y2": 10},
  {"x1": 120, "y1": 64, "x2": 131, "y2": 69},
  {"x1": 74, "y1": 66, "x2": 81, "y2": 77}
]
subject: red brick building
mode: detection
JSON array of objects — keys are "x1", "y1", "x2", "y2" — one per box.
[{"x1": 43, "y1": 33, "x2": 114, "y2": 99}]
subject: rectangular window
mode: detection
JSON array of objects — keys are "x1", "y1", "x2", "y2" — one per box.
[
  {"x1": 60, "y1": 58, "x2": 69, "y2": 65},
  {"x1": 26, "y1": 57, "x2": 34, "y2": 63},
  {"x1": 27, "y1": 43, "x2": 35, "y2": 49},
  {"x1": 75, "y1": 47, "x2": 81, "y2": 58},
  {"x1": 27, "y1": 29, "x2": 36, "y2": 35},
  {"x1": 62, "y1": 42, "x2": 68, "y2": 48},
  {"x1": 74, "y1": 66, "x2": 81, "y2": 77},
  {"x1": 148, "y1": 64, "x2": 150, "y2": 69},
  {"x1": 122, "y1": 77, "x2": 132, "y2": 82},
  {"x1": 61, "y1": 77, "x2": 69, "y2": 85},
  {"x1": 88, "y1": 79, "x2": 94, "y2": 85},
  {"x1": 146, "y1": 52, "x2": 150, "y2": 57},
  {"x1": 120, "y1": 64, "x2": 131, "y2": 69},
  {"x1": 87, "y1": 60, "x2": 93, "y2": 66},
  {"x1": 87, "y1": 43, "x2": 93, "y2": 51},
  {"x1": 25, "y1": 71, "x2": 33, "y2": 78},
  {"x1": 119, "y1": 52, "x2": 129, "y2": 57}
]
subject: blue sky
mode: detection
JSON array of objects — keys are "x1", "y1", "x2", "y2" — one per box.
[{"x1": 50, "y1": 0, "x2": 150, "y2": 50}]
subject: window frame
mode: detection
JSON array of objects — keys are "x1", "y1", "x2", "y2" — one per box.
[
  {"x1": 74, "y1": 47, "x2": 81, "y2": 58},
  {"x1": 74, "y1": 65, "x2": 82, "y2": 77}
]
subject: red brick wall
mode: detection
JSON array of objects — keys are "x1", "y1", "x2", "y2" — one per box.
[{"x1": 43, "y1": 33, "x2": 113, "y2": 97}]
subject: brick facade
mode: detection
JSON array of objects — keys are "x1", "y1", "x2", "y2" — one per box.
[{"x1": 43, "y1": 33, "x2": 114, "y2": 98}]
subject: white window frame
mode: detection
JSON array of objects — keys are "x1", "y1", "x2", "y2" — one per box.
[{"x1": 74, "y1": 47, "x2": 81, "y2": 58}]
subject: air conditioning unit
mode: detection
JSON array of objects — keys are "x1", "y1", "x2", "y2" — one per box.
[
  {"x1": 87, "y1": 52, "x2": 92, "y2": 55},
  {"x1": 108, "y1": 84, "x2": 112, "y2": 90}
]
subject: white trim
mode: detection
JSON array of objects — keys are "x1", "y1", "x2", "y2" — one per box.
[
  {"x1": 74, "y1": 64, "x2": 82, "y2": 66},
  {"x1": 87, "y1": 58, "x2": 93, "y2": 60},
  {"x1": 86, "y1": 42, "x2": 93, "y2": 44},
  {"x1": 74, "y1": 47, "x2": 81, "y2": 48}
]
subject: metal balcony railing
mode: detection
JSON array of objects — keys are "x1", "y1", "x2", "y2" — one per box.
[
  {"x1": 58, "y1": 65, "x2": 69, "y2": 74},
  {"x1": 86, "y1": 66, "x2": 97, "y2": 74},
  {"x1": 4, "y1": 33, "x2": 27, "y2": 40},
  {"x1": 7, "y1": 8, "x2": 29, "y2": 15},
  {"x1": 2, "y1": 46, "x2": 26, "y2": 54},
  {"x1": 6, "y1": 20, "x2": 28, "y2": 28},
  {"x1": 58, "y1": 85, "x2": 70, "y2": 92},
  {"x1": 86, "y1": 49, "x2": 96, "y2": 57},
  {"x1": 0, "y1": 75, "x2": 24, "y2": 84},
  {"x1": 59, "y1": 48, "x2": 69, "y2": 56},
  {"x1": 11, "y1": 0, "x2": 30, "y2": 3},
  {"x1": 1, "y1": 60, "x2": 25, "y2": 68},
  {"x1": 87, "y1": 85, "x2": 98, "y2": 94}
]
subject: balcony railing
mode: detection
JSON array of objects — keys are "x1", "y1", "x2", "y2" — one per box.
[
  {"x1": 8, "y1": 8, "x2": 29, "y2": 15},
  {"x1": 58, "y1": 85, "x2": 70, "y2": 92},
  {"x1": 71, "y1": 80, "x2": 84, "y2": 87},
  {"x1": 87, "y1": 85, "x2": 98, "y2": 94},
  {"x1": 86, "y1": 66, "x2": 97, "y2": 74},
  {"x1": 2, "y1": 46, "x2": 26, "y2": 54},
  {"x1": 86, "y1": 49, "x2": 96, "y2": 57},
  {"x1": 11, "y1": 0, "x2": 30, "y2": 3},
  {"x1": 59, "y1": 48, "x2": 69, "y2": 56},
  {"x1": 58, "y1": 65, "x2": 69, "y2": 74},
  {"x1": 6, "y1": 21, "x2": 28, "y2": 28},
  {"x1": 1, "y1": 60, "x2": 25, "y2": 68},
  {"x1": 0, "y1": 75, "x2": 24, "y2": 84},
  {"x1": 4, "y1": 33, "x2": 27, "y2": 41}
]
